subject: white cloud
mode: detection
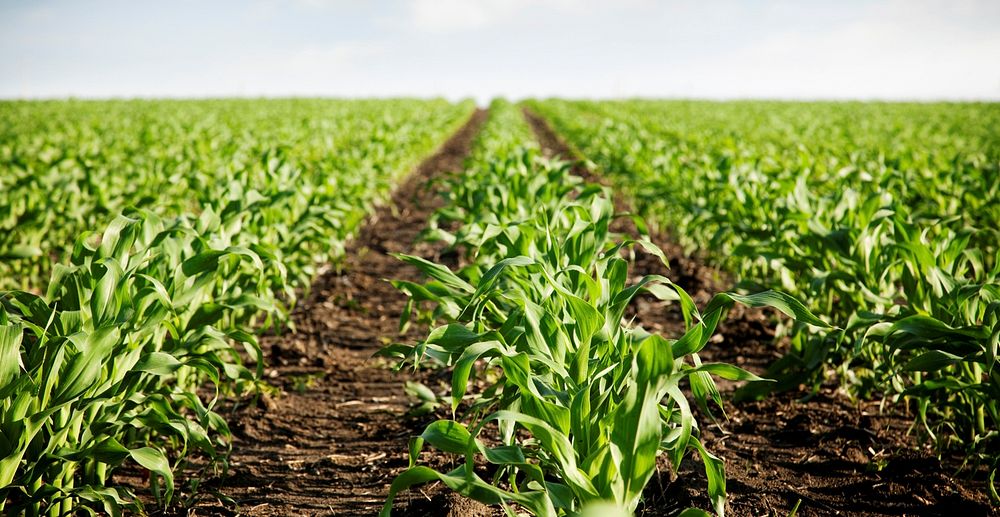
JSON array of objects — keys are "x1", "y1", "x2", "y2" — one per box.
[
  {"x1": 403, "y1": 0, "x2": 610, "y2": 33},
  {"x1": 406, "y1": 0, "x2": 532, "y2": 32},
  {"x1": 202, "y1": 41, "x2": 391, "y2": 97},
  {"x1": 677, "y1": 0, "x2": 1000, "y2": 99},
  {"x1": 286, "y1": 41, "x2": 386, "y2": 70}
]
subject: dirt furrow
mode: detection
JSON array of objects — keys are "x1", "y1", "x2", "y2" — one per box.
[{"x1": 183, "y1": 109, "x2": 488, "y2": 516}]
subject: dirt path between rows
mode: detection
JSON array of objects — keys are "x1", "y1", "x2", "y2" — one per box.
[
  {"x1": 522, "y1": 109, "x2": 994, "y2": 517},
  {"x1": 175, "y1": 109, "x2": 488, "y2": 516}
]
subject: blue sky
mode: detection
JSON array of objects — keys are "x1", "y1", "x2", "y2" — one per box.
[{"x1": 2, "y1": 0, "x2": 998, "y2": 101}]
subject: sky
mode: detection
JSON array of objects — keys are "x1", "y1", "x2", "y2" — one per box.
[{"x1": 1, "y1": 0, "x2": 999, "y2": 102}]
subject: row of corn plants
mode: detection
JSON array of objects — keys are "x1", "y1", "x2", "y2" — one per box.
[
  {"x1": 378, "y1": 100, "x2": 827, "y2": 516},
  {"x1": 527, "y1": 99, "x2": 1000, "y2": 495},
  {"x1": 1, "y1": 209, "x2": 271, "y2": 515},
  {"x1": 0, "y1": 98, "x2": 474, "y2": 294},
  {"x1": 0, "y1": 99, "x2": 476, "y2": 514}
]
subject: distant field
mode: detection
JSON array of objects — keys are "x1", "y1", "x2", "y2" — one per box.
[
  {"x1": 530, "y1": 100, "x2": 999, "y2": 260},
  {"x1": 0, "y1": 98, "x2": 474, "y2": 291},
  {"x1": 530, "y1": 98, "x2": 1000, "y2": 477}
]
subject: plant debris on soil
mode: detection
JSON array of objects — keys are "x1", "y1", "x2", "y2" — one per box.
[{"x1": 155, "y1": 107, "x2": 992, "y2": 517}]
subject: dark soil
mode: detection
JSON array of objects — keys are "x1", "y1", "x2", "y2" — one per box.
[
  {"x1": 165, "y1": 108, "x2": 489, "y2": 516},
  {"x1": 523, "y1": 108, "x2": 995, "y2": 517}
]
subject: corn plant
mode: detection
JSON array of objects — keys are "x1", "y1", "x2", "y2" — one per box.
[
  {"x1": 384, "y1": 252, "x2": 824, "y2": 516},
  {"x1": 0, "y1": 208, "x2": 278, "y2": 515},
  {"x1": 379, "y1": 100, "x2": 827, "y2": 516}
]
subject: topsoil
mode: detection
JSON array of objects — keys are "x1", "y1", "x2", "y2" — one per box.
[{"x1": 147, "y1": 107, "x2": 993, "y2": 517}]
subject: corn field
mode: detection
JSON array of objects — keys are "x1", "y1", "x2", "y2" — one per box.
[
  {"x1": 1, "y1": 98, "x2": 996, "y2": 516},
  {"x1": 528, "y1": 99, "x2": 1000, "y2": 502},
  {"x1": 0, "y1": 98, "x2": 474, "y2": 514}
]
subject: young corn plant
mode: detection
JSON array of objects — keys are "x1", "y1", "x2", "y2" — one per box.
[
  {"x1": 382, "y1": 245, "x2": 826, "y2": 516},
  {"x1": 380, "y1": 100, "x2": 828, "y2": 516},
  {"x1": 0, "y1": 209, "x2": 272, "y2": 515}
]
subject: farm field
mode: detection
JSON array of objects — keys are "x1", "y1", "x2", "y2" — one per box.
[
  {"x1": 0, "y1": 98, "x2": 997, "y2": 517},
  {"x1": 0, "y1": 99, "x2": 474, "y2": 291},
  {"x1": 528, "y1": 99, "x2": 1000, "y2": 467}
]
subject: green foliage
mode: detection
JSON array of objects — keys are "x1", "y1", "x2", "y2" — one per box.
[
  {"x1": 528, "y1": 99, "x2": 1000, "y2": 483},
  {"x1": 0, "y1": 211, "x2": 267, "y2": 514},
  {"x1": 380, "y1": 100, "x2": 824, "y2": 516},
  {"x1": 0, "y1": 98, "x2": 474, "y2": 294},
  {"x1": 0, "y1": 99, "x2": 474, "y2": 515}
]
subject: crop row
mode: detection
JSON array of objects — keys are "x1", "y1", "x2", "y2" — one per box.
[
  {"x1": 1, "y1": 99, "x2": 474, "y2": 293},
  {"x1": 0, "y1": 99, "x2": 474, "y2": 514},
  {"x1": 527, "y1": 99, "x2": 1000, "y2": 491},
  {"x1": 379, "y1": 100, "x2": 824, "y2": 516}
]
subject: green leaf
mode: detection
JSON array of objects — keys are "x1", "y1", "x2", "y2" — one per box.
[
  {"x1": 380, "y1": 465, "x2": 556, "y2": 517},
  {"x1": 135, "y1": 352, "x2": 183, "y2": 376},
  {"x1": 420, "y1": 420, "x2": 477, "y2": 455},
  {"x1": 54, "y1": 327, "x2": 121, "y2": 404},
  {"x1": 181, "y1": 250, "x2": 226, "y2": 276},
  {"x1": 129, "y1": 447, "x2": 174, "y2": 505},
  {"x1": 689, "y1": 362, "x2": 770, "y2": 382},
  {"x1": 393, "y1": 254, "x2": 475, "y2": 294},
  {"x1": 483, "y1": 445, "x2": 527, "y2": 465},
  {"x1": 710, "y1": 290, "x2": 831, "y2": 328},
  {"x1": 451, "y1": 340, "x2": 502, "y2": 413},
  {"x1": 0, "y1": 322, "x2": 23, "y2": 390},
  {"x1": 902, "y1": 350, "x2": 963, "y2": 372},
  {"x1": 610, "y1": 334, "x2": 676, "y2": 508},
  {"x1": 91, "y1": 259, "x2": 124, "y2": 326},
  {"x1": 691, "y1": 438, "x2": 727, "y2": 516}
]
